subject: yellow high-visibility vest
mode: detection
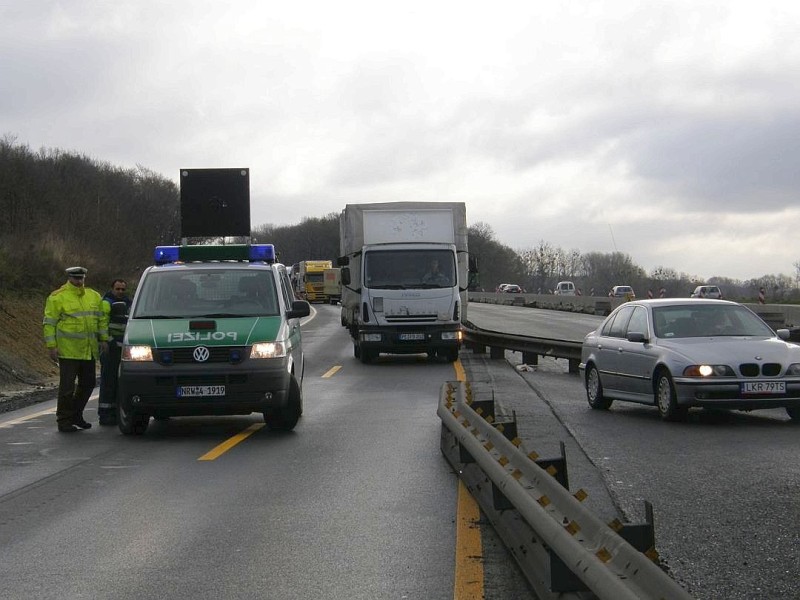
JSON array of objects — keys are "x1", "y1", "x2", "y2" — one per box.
[{"x1": 43, "y1": 283, "x2": 109, "y2": 360}]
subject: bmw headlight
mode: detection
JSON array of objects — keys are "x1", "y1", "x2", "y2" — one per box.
[
  {"x1": 123, "y1": 345, "x2": 153, "y2": 362},
  {"x1": 786, "y1": 363, "x2": 800, "y2": 376},
  {"x1": 250, "y1": 341, "x2": 287, "y2": 359},
  {"x1": 683, "y1": 364, "x2": 735, "y2": 377}
]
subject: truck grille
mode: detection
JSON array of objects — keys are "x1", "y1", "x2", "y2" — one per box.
[{"x1": 385, "y1": 314, "x2": 438, "y2": 323}]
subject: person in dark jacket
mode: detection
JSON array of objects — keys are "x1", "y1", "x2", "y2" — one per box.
[{"x1": 98, "y1": 279, "x2": 131, "y2": 425}]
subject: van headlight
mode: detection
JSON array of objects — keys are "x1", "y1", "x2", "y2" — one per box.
[
  {"x1": 123, "y1": 345, "x2": 153, "y2": 362},
  {"x1": 251, "y1": 341, "x2": 287, "y2": 359}
]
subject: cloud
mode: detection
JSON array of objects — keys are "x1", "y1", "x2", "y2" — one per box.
[{"x1": 2, "y1": 1, "x2": 800, "y2": 281}]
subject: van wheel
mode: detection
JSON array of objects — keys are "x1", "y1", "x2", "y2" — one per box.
[
  {"x1": 117, "y1": 395, "x2": 149, "y2": 435},
  {"x1": 264, "y1": 375, "x2": 302, "y2": 431}
]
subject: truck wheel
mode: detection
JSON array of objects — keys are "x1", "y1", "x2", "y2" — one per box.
[
  {"x1": 353, "y1": 341, "x2": 361, "y2": 359},
  {"x1": 264, "y1": 375, "x2": 302, "y2": 431},
  {"x1": 117, "y1": 396, "x2": 149, "y2": 435},
  {"x1": 443, "y1": 348, "x2": 459, "y2": 363}
]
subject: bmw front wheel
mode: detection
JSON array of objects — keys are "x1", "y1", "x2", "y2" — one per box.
[{"x1": 655, "y1": 370, "x2": 687, "y2": 422}]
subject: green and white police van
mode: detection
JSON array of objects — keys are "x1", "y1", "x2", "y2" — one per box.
[{"x1": 117, "y1": 243, "x2": 311, "y2": 435}]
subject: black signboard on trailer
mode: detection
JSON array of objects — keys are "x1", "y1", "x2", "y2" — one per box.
[{"x1": 179, "y1": 168, "x2": 251, "y2": 237}]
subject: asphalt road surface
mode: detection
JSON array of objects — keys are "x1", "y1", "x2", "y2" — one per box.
[{"x1": 3, "y1": 302, "x2": 798, "y2": 599}]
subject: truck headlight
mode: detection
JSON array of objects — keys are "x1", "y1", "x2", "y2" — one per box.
[
  {"x1": 123, "y1": 345, "x2": 153, "y2": 362},
  {"x1": 442, "y1": 331, "x2": 461, "y2": 341},
  {"x1": 362, "y1": 333, "x2": 382, "y2": 342},
  {"x1": 251, "y1": 341, "x2": 287, "y2": 359}
]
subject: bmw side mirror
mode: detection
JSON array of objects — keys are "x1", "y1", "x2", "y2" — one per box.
[{"x1": 627, "y1": 331, "x2": 648, "y2": 343}]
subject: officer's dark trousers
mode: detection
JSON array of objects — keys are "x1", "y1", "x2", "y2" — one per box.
[
  {"x1": 56, "y1": 358, "x2": 96, "y2": 427},
  {"x1": 99, "y1": 341, "x2": 122, "y2": 418}
]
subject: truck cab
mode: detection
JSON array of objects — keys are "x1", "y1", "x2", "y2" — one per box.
[
  {"x1": 339, "y1": 202, "x2": 469, "y2": 364},
  {"x1": 117, "y1": 244, "x2": 310, "y2": 435}
]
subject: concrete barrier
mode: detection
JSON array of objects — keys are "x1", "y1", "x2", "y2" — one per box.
[{"x1": 469, "y1": 292, "x2": 800, "y2": 327}]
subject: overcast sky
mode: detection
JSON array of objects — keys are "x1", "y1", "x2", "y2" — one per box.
[{"x1": 3, "y1": 1, "x2": 799, "y2": 281}]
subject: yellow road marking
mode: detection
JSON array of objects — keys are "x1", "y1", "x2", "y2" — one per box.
[
  {"x1": 454, "y1": 480, "x2": 484, "y2": 599},
  {"x1": 453, "y1": 358, "x2": 466, "y2": 383},
  {"x1": 452, "y1": 357, "x2": 484, "y2": 599},
  {"x1": 197, "y1": 423, "x2": 265, "y2": 461},
  {"x1": 322, "y1": 365, "x2": 342, "y2": 378}
]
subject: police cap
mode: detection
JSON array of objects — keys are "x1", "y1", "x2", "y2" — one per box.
[{"x1": 65, "y1": 266, "x2": 88, "y2": 278}]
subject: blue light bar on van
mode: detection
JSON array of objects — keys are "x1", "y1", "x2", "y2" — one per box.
[{"x1": 154, "y1": 244, "x2": 276, "y2": 265}]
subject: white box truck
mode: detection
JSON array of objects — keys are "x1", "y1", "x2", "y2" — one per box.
[{"x1": 338, "y1": 202, "x2": 470, "y2": 363}]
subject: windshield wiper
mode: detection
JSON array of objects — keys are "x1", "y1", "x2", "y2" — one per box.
[{"x1": 134, "y1": 314, "x2": 176, "y2": 319}]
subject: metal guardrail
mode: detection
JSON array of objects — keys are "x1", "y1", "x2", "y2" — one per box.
[
  {"x1": 439, "y1": 380, "x2": 693, "y2": 599},
  {"x1": 462, "y1": 320, "x2": 583, "y2": 373}
]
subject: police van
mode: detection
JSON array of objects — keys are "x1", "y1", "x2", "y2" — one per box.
[{"x1": 117, "y1": 243, "x2": 310, "y2": 435}]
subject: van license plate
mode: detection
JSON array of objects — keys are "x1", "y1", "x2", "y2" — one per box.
[
  {"x1": 177, "y1": 385, "x2": 226, "y2": 397},
  {"x1": 741, "y1": 381, "x2": 785, "y2": 394},
  {"x1": 399, "y1": 333, "x2": 425, "y2": 341}
]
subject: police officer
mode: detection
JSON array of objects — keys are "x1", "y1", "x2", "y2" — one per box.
[
  {"x1": 98, "y1": 278, "x2": 131, "y2": 425},
  {"x1": 43, "y1": 266, "x2": 109, "y2": 432}
]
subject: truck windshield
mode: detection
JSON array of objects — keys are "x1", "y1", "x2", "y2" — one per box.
[
  {"x1": 132, "y1": 269, "x2": 280, "y2": 318},
  {"x1": 364, "y1": 249, "x2": 456, "y2": 289}
]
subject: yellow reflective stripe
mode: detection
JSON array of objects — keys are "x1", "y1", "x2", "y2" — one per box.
[
  {"x1": 57, "y1": 331, "x2": 94, "y2": 340},
  {"x1": 43, "y1": 317, "x2": 59, "y2": 325},
  {"x1": 63, "y1": 311, "x2": 101, "y2": 318}
]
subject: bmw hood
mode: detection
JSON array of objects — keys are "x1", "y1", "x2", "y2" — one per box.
[{"x1": 656, "y1": 336, "x2": 800, "y2": 364}]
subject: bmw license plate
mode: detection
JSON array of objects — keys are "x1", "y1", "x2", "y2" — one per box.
[
  {"x1": 399, "y1": 333, "x2": 425, "y2": 341},
  {"x1": 741, "y1": 381, "x2": 785, "y2": 394},
  {"x1": 177, "y1": 385, "x2": 226, "y2": 397}
]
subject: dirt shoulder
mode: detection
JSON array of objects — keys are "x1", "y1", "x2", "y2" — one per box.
[{"x1": 0, "y1": 292, "x2": 60, "y2": 413}]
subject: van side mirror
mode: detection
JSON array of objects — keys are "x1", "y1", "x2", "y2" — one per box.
[
  {"x1": 110, "y1": 301, "x2": 128, "y2": 320},
  {"x1": 341, "y1": 268, "x2": 351, "y2": 286},
  {"x1": 287, "y1": 300, "x2": 311, "y2": 319}
]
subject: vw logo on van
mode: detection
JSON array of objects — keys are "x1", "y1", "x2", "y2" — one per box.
[{"x1": 193, "y1": 346, "x2": 210, "y2": 362}]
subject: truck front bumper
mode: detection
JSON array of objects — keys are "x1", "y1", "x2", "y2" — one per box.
[{"x1": 358, "y1": 324, "x2": 462, "y2": 354}]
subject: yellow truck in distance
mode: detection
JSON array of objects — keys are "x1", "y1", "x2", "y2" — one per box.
[
  {"x1": 323, "y1": 267, "x2": 342, "y2": 305},
  {"x1": 298, "y1": 260, "x2": 333, "y2": 302}
]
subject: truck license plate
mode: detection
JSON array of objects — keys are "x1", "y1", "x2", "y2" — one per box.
[
  {"x1": 177, "y1": 385, "x2": 226, "y2": 397},
  {"x1": 399, "y1": 333, "x2": 425, "y2": 341},
  {"x1": 741, "y1": 381, "x2": 785, "y2": 394}
]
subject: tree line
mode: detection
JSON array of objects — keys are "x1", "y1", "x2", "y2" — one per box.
[{"x1": 1, "y1": 136, "x2": 797, "y2": 303}]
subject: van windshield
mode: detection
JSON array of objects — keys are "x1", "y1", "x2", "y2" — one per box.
[{"x1": 133, "y1": 269, "x2": 279, "y2": 318}]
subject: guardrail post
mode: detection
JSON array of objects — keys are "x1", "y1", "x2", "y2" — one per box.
[
  {"x1": 490, "y1": 346, "x2": 505, "y2": 359},
  {"x1": 522, "y1": 351, "x2": 538, "y2": 365},
  {"x1": 568, "y1": 358, "x2": 580, "y2": 374},
  {"x1": 534, "y1": 441, "x2": 569, "y2": 490},
  {"x1": 611, "y1": 501, "x2": 657, "y2": 556}
]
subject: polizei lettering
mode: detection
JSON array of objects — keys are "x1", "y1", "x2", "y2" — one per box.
[{"x1": 167, "y1": 332, "x2": 238, "y2": 343}]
